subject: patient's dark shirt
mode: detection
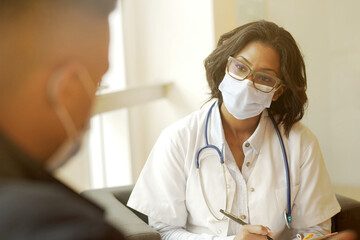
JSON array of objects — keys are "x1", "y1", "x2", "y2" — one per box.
[{"x1": 0, "y1": 131, "x2": 125, "y2": 240}]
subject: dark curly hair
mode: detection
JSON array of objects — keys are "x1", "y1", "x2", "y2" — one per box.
[{"x1": 204, "y1": 20, "x2": 307, "y2": 136}]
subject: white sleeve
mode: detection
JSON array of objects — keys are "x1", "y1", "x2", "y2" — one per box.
[
  {"x1": 291, "y1": 219, "x2": 331, "y2": 240},
  {"x1": 149, "y1": 218, "x2": 235, "y2": 240},
  {"x1": 127, "y1": 129, "x2": 188, "y2": 227},
  {"x1": 291, "y1": 134, "x2": 340, "y2": 228}
]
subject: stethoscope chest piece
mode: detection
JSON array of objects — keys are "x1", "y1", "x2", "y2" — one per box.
[{"x1": 284, "y1": 210, "x2": 291, "y2": 228}]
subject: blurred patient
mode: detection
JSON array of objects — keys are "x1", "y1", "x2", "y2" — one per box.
[{"x1": 0, "y1": 0, "x2": 125, "y2": 239}]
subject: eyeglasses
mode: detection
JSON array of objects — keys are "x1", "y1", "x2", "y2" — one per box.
[{"x1": 226, "y1": 56, "x2": 283, "y2": 93}]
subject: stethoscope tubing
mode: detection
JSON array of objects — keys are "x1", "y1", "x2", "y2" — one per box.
[
  {"x1": 195, "y1": 101, "x2": 292, "y2": 227},
  {"x1": 195, "y1": 102, "x2": 224, "y2": 168},
  {"x1": 268, "y1": 112, "x2": 292, "y2": 226}
]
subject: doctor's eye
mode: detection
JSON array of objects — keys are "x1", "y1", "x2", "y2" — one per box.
[
  {"x1": 257, "y1": 75, "x2": 271, "y2": 82},
  {"x1": 234, "y1": 62, "x2": 248, "y2": 73},
  {"x1": 255, "y1": 74, "x2": 277, "y2": 86}
]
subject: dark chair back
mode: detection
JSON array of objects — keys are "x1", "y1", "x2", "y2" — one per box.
[{"x1": 332, "y1": 194, "x2": 360, "y2": 237}]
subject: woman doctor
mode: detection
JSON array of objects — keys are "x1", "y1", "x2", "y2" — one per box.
[{"x1": 128, "y1": 20, "x2": 340, "y2": 240}]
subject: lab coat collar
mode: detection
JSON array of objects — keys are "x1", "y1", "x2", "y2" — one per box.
[
  {"x1": 207, "y1": 101, "x2": 269, "y2": 155},
  {"x1": 245, "y1": 109, "x2": 269, "y2": 154}
]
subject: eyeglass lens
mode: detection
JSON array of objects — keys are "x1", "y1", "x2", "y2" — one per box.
[{"x1": 228, "y1": 58, "x2": 278, "y2": 92}]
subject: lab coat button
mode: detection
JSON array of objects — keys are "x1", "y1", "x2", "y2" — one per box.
[
  {"x1": 250, "y1": 187, "x2": 255, "y2": 192},
  {"x1": 240, "y1": 215, "x2": 246, "y2": 220},
  {"x1": 245, "y1": 142, "x2": 250, "y2": 147},
  {"x1": 217, "y1": 229, "x2": 222, "y2": 234},
  {"x1": 246, "y1": 162, "x2": 251, "y2": 167},
  {"x1": 226, "y1": 184, "x2": 231, "y2": 189}
]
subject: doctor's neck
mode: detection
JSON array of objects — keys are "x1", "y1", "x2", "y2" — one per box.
[{"x1": 220, "y1": 103, "x2": 261, "y2": 138}]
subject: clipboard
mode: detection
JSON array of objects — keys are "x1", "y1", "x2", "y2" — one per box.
[{"x1": 297, "y1": 232, "x2": 338, "y2": 240}]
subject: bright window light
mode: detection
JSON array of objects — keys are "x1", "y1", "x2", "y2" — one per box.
[{"x1": 89, "y1": 2, "x2": 132, "y2": 189}]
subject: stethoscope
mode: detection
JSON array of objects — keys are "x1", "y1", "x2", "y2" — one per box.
[{"x1": 195, "y1": 101, "x2": 292, "y2": 228}]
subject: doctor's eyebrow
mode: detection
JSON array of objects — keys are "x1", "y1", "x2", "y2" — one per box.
[
  {"x1": 238, "y1": 56, "x2": 279, "y2": 76},
  {"x1": 238, "y1": 56, "x2": 252, "y2": 66}
]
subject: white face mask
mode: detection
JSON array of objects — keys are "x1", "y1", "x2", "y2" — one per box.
[
  {"x1": 219, "y1": 72, "x2": 274, "y2": 120},
  {"x1": 46, "y1": 66, "x2": 95, "y2": 171}
]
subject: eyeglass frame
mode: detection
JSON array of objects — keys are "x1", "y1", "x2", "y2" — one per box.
[{"x1": 226, "y1": 56, "x2": 283, "y2": 93}]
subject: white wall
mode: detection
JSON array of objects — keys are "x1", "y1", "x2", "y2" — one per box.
[
  {"x1": 264, "y1": 0, "x2": 360, "y2": 187},
  {"x1": 121, "y1": 0, "x2": 215, "y2": 180}
]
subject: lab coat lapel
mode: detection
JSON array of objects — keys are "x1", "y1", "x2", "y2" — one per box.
[
  {"x1": 196, "y1": 149, "x2": 234, "y2": 237},
  {"x1": 204, "y1": 101, "x2": 235, "y2": 236},
  {"x1": 208, "y1": 101, "x2": 235, "y2": 209},
  {"x1": 246, "y1": 118, "x2": 291, "y2": 234}
]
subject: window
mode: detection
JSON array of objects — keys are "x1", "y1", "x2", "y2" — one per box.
[{"x1": 89, "y1": 2, "x2": 132, "y2": 188}]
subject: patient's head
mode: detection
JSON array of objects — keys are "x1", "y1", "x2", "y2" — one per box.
[{"x1": 0, "y1": 0, "x2": 116, "y2": 167}]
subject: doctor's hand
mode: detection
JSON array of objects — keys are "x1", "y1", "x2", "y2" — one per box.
[
  {"x1": 234, "y1": 225, "x2": 274, "y2": 240},
  {"x1": 329, "y1": 231, "x2": 357, "y2": 240}
]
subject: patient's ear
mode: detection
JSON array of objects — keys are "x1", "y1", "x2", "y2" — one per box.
[
  {"x1": 46, "y1": 62, "x2": 91, "y2": 129},
  {"x1": 47, "y1": 63, "x2": 79, "y2": 107},
  {"x1": 47, "y1": 62, "x2": 92, "y2": 108},
  {"x1": 272, "y1": 84, "x2": 286, "y2": 102}
]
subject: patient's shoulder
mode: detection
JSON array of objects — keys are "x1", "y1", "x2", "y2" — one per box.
[{"x1": 0, "y1": 180, "x2": 125, "y2": 240}]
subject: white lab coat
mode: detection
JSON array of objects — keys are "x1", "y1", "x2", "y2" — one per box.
[{"x1": 127, "y1": 101, "x2": 340, "y2": 239}]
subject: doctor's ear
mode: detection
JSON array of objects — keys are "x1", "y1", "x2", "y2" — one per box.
[{"x1": 272, "y1": 84, "x2": 287, "y2": 102}]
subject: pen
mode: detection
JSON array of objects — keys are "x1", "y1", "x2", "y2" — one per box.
[
  {"x1": 219, "y1": 209, "x2": 274, "y2": 240},
  {"x1": 312, "y1": 232, "x2": 338, "y2": 240},
  {"x1": 219, "y1": 209, "x2": 248, "y2": 225}
]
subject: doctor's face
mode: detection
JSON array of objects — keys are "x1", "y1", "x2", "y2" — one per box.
[{"x1": 233, "y1": 41, "x2": 284, "y2": 100}]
